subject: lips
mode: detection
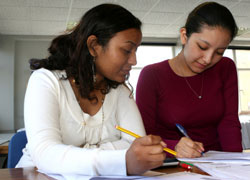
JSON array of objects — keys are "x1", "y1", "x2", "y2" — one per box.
[
  {"x1": 122, "y1": 68, "x2": 131, "y2": 75},
  {"x1": 196, "y1": 62, "x2": 206, "y2": 69}
]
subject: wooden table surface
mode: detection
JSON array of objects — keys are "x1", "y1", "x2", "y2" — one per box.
[
  {"x1": 0, "y1": 142, "x2": 8, "y2": 155},
  {"x1": 0, "y1": 165, "x2": 209, "y2": 180},
  {"x1": 0, "y1": 167, "x2": 56, "y2": 180}
]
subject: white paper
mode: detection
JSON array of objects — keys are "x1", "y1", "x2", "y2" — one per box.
[
  {"x1": 140, "y1": 172, "x2": 222, "y2": 180},
  {"x1": 194, "y1": 163, "x2": 250, "y2": 180},
  {"x1": 178, "y1": 151, "x2": 250, "y2": 163},
  {"x1": 38, "y1": 169, "x2": 223, "y2": 180},
  {"x1": 37, "y1": 170, "x2": 165, "y2": 180}
]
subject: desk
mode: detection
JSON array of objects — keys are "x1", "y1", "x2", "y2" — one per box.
[
  {"x1": 0, "y1": 166, "x2": 208, "y2": 180},
  {"x1": 0, "y1": 142, "x2": 8, "y2": 155},
  {"x1": 0, "y1": 142, "x2": 9, "y2": 168},
  {"x1": 0, "y1": 167, "x2": 56, "y2": 180}
]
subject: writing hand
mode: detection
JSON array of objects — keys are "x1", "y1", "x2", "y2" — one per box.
[
  {"x1": 175, "y1": 137, "x2": 204, "y2": 158},
  {"x1": 126, "y1": 135, "x2": 166, "y2": 175}
]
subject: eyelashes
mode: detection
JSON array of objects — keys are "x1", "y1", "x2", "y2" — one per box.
[{"x1": 197, "y1": 43, "x2": 224, "y2": 55}]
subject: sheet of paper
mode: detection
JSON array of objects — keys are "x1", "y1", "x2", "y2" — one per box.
[
  {"x1": 136, "y1": 172, "x2": 221, "y2": 180},
  {"x1": 37, "y1": 170, "x2": 165, "y2": 180},
  {"x1": 194, "y1": 163, "x2": 250, "y2": 180},
  {"x1": 135, "y1": 172, "x2": 222, "y2": 180},
  {"x1": 38, "y1": 169, "x2": 224, "y2": 180},
  {"x1": 178, "y1": 151, "x2": 250, "y2": 163}
]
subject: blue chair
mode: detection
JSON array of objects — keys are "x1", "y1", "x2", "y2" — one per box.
[{"x1": 7, "y1": 130, "x2": 27, "y2": 168}]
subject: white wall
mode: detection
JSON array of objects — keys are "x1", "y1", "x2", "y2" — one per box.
[
  {"x1": 0, "y1": 35, "x2": 52, "y2": 132},
  {"x1": 0, "y1": 36, "x2": 15, "y2": 132}
]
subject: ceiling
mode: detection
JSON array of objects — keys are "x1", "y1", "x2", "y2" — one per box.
[{"x1": 1, "y1": 0, "x2": 250, "y2": 43}]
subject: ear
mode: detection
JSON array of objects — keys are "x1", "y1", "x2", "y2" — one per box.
[
  {"x1": 87, "y1": 35, "x2": 101, "y2": 57},
  {"x1": 180, "y1": 27, "x2": 188, "y2": 45}
]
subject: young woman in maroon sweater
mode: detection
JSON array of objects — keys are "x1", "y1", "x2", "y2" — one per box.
[{"x1": 136, "y1": 2, "x2": 242, "y2": 158}]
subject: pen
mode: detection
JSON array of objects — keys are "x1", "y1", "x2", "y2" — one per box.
[
  {"x1": 176, "y1": 124, "x2": 190, "y2": 138},
  {"x1": 176, "y1": 123, "x2": 204, "y2": 156},
  {"x1": 179, "y1": 162, "x2": 192, "y2": 170},
  {"x1": 115, "y1": 125, "x2": 177, "y2": 156}
]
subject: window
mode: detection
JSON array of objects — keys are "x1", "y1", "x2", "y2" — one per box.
[{"x1": 235, "y1": 50, "x2": 250, "y2": 114}]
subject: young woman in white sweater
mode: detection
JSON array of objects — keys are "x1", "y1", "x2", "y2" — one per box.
[{"x1": 16, "y1": 3, "x2": 166, "y2": 176}]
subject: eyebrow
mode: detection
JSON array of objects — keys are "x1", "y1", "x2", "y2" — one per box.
[
  {"x1": 125, "y1": 41, "x2": 137, "y2": 47},
  {"x1": 199, "y1": 39, "x2": 227, "y2": 50}
]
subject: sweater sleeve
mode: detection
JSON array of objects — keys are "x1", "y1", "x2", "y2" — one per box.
[
  {"x1": 24, "y1": 69, "x2": 127, "y2": 176},
  {"x1": 136, "y1": 66, "x2": 179, "y2": 153},
  {"x1": 217, "y1": 59, "x2": 243, "y2": 152}
]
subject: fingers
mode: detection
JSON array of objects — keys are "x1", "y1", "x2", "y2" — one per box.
[
  {"x1": 126, "y1": 135, "x2": 167, "y2": 175},
  {"x1": 132, "y1": 135, "x2": 166, "y2": 155},
  {"x1": 195, "y1": 142, "x2": 205, "y2": 152},
  {"x1": 160, "y1": 141, "x2": 167, "y2": 148},
  {"x1": 175, "y1": 137, "x2": 204, "y2": 158},
  {"x1": 147, "y1": 152, "x2": 166, "y2": 162},
  {"x1": 143, "y1": 144, "x2": 164, "y2": 154},
  {"x1": 139, "y1": 135, "x2": 162, "y2": 146},
  {"x1": 143, "y1": 153, "x2": 166, "y2": 169}
]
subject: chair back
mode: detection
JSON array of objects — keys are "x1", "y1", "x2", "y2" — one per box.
[{"x1": 7, "y1": 131, "x2": 27, "y2": 168}]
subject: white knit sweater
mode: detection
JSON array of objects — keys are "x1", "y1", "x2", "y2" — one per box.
[{"x1": 16, "y1": 68, "x2": 146, "y2": 176}]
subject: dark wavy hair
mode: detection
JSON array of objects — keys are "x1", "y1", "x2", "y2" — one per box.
[
  {"x1": 184, "y1": 1, "x2": 238, "y2": 41},
  {"x1": 29, "y1": 3, "x2": 141, "y2": 101}
]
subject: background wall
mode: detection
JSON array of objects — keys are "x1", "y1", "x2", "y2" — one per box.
[{"x1": 0, "y1": 35, "x2": 52, "y2": 132}]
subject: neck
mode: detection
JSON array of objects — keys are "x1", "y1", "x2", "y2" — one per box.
[{"x1": 170, "y1": 51, "x2": 197, "y2": 77}]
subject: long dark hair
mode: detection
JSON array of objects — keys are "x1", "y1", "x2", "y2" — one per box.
[
  {"x1": 184, "y1": 2, "x2": 238, "y2": 41},
  {"x1": 30, "y1": 3, "x2": 141, "y2": 101}
]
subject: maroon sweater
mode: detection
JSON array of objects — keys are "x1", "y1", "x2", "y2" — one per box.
[{"x1": 136, "y1": 57, "x2": 242, "y2": 154}]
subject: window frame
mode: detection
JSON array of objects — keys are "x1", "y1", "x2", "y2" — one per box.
[{"x1": 229, "y1": 46, "x2": 250, "y2": 114}]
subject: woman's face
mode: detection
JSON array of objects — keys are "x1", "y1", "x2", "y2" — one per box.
[
  {"x1": 181, "y1": 26, "x2": 232, "y2": 75},
  {"x1": 94, "y1": 28, "x2": 142, "y2": 83}
]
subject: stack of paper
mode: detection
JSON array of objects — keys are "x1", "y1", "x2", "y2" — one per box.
[
  {"x1": 178, "y1": 151, "x2": 250, "y2": 164},
  {"x1": 178, "y1": 151, "x2": 250, "y2": 179},
  {"x1": 39, "y1": 170, "x2": 221, "y2": 180},
  {"x1": 194, "y1": 163, "x2": 250, "y2": 180},
  {"x1": 38, "y1": 170, "x2": 166, "y2": 180}
]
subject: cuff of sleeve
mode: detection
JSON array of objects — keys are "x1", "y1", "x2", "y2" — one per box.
[{"x1": 96, "y1": 149, "x2": 127, "y2": 176}]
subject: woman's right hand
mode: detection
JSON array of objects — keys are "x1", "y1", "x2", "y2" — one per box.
[
  {"x1": 125, "y1": 135, "x2": 166, "y2": 175},
  {"x1": 175, "y1": 137, "x2": 204, "y2": 158}
]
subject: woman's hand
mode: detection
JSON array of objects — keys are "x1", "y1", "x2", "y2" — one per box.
[
  {"x1": 125, "y1": 135, "x2": 166, "y2": 175},
  {"x1": 175, "y1": 137, "x2": 204, "y2": 158}
]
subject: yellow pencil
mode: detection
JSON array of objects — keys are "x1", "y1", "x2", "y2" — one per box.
[{"x1": 115, "y1": 125, "x2": 177, "y2": 156}]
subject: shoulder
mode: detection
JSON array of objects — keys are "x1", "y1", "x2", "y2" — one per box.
[
  {"x1": 216, "y1": 57, "x2": 236, "y2": 69},
  {"x1": 109, "y1": 84, "x2": 134, "y2": 100},
  {"x1": 28, "y1": 68, "x2": 67, "y2": 91},
  {"x1": 117, "y1": 84, "x2": 133, "y2": 97},
  {"x1": 142, "y1": 60, "x2": 169, "y2": 72},
  {"x1": 209, "y1": 57, "x2": 237, "y2": 80},
  {"x1": 30, "y1": 68, "x2": 66, "y2": 82},
  {"x1": 107, "y1": 85, "x2": 134, "y2": 107},
  {"x1": 140, "y1": 60, "x2": 169, "y2": 79}
]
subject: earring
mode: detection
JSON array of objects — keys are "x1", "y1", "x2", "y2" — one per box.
[{"x1": 92, "y1": 57, "x2": 96, "y2": 83}]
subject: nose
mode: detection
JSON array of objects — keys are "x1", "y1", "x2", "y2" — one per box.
[
  {"x1": 128, "y1": 52, "x2": 137, "y2": 66},
  {"x1": 202, "y1": 51, "x2": 213, "y2": 65}
]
